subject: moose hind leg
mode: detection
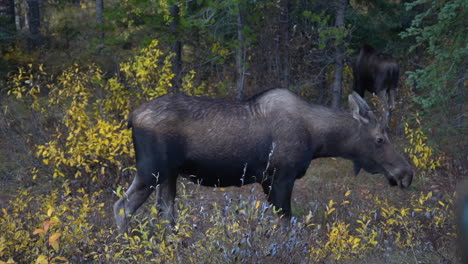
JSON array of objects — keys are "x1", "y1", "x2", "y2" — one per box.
[
  {"x1": 156, "y1": 172, "x2": 178, "y2": 227},
  {"x1": 114, "y1": 175, "x2": 156, "y2": 232}
]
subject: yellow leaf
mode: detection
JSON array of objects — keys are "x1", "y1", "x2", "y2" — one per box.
[
  {"x1": 50, "y1": 216, "x2": 60, "y2": 224},
  {"x1": 255, "y1": 201, "x2": 260, "y2": 210},
  {"x1": 419, "y1": 197, "x2": 424, "y2": 205},
  {"x1": 50, "y1": 241, "x2": 60, "y2": 252},
  {"x1": 33, "y1": 228, "x2": 45, "y2": 235},
  {"x1": 47, "y1": 207, "x2": 55, "y2": 217},
  {"x1": 400, "y1": 208, "x2": 407, "y2": 217},
  {"x1": 52, "y1": 256, "x2": 68, "y2": 262},
  {"x1": 35, "y1": 255, "x2": 48, "y2": 264},
  {"x1": 49, "y1": 232, "x2": 61, "y2": 245},
  {"x1": 345, "y1": 190, "x2": 351, "y2": 197},
  {"x1": 43, "y1": 221, "x2": 50, "y2": 232}
]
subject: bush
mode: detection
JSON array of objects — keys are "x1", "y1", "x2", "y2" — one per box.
[
  {"x1": 6, "y1": 40, "x2": 182, "y2": 187},
  {"x1": 0, "y1": 183, "x2": 106, "y2": 263},
  {"x1": 0, "y1": 180, "x2": 455, "y2": 263},
  {"x1": 404, "y1": 113, "x2": 443, "y2": 184}
]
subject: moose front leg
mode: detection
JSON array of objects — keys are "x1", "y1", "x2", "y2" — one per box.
[
  {"x1": 388, "y1": 88, "x2": 396, "y2": 110},
  {"x1": 268, "y1": 175, "x2": 295, "y2": 222},
  {"x1": 377, "y1": 89, "x2": 391, "y2": 126}
]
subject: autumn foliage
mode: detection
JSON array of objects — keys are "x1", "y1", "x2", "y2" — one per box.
[{"x1": 0, "y1": 41, "x2": 460, "y2": 263}]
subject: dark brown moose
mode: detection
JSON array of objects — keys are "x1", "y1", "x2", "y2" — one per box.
[
  {"x1": 456, "y1": 180, "x2": 468, "y2": 263},
  {"x1": 353, "y1": 45, "x2": 400, "y2": 122},
  {"x1": 114, "y1": 89, "x2": 413, "y2": 231}
]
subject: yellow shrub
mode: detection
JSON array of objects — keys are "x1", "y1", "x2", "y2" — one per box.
[
  {"x1": 404, "y1": 113, "x2": 442, "y2": 182},
  {"x1": 7, "y1": 64, "x2": 49, "y2": 112},
  {"x1": 307, "y1": 189, "x2": 454, "y2": 262},
  {"x1": 7, "y1": 40, "x2": 194, "y2": 186},
  {"x1": 120, "y1": 39, "x2": 174, "y2": 102},
  {"x1": 0, "y1": 183, "x2": 455, "y2": 263},
  {"x1": 0, "y1": 183, "x2": 106, "y2": 263}
]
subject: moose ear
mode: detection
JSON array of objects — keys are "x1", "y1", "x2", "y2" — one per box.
[{"x1": 348, "y1": 92, "x2": 372, "y2": 124}]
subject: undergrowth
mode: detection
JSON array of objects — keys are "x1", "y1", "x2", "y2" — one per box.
[{"x1": 0, "y1": 178, "x2": 456, "y2": 263}]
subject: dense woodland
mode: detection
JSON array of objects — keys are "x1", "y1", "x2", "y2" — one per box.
[{"x1": 0, "y1": 0, "x2": 466, "y2": 263}]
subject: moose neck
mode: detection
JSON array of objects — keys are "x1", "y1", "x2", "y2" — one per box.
[{"x1": 304, "y1": 107, "x2": 361, "y2": 160}]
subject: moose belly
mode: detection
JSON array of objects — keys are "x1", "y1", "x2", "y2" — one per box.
[{"x1": 180, "y1": 157, "x2": 268, "y2": 187}]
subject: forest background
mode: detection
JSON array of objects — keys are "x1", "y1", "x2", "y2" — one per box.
[{"x1": 0, "y1": 0, "x2": 466, "y2": 263}]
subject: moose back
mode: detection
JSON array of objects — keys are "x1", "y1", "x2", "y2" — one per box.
[{"x1": 114, "y1": 89, "x2": 413, "y2": 231}]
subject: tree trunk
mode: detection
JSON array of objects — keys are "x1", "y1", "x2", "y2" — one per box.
[
  {"x1": 0, "y1": 0, "x2": 15, "y2": 26},
  {"x1": 331, "y1": 0, "x2": 348, "y2": 109},
  {"x1": 14, "y1": 0, "x2": 21, "y2": 31},
  {"x1": 27, "y1": 0, "x2": 40, "y2": 48},
  {"x1": 236, "y1": 2, "x2": 245, "y2": 100},
  {"x1": 7, "y1": 0, "x2": 14, "y2": 26},
  {"x1": 318, "y1": 64, "x2": 328, "y2": 104},
  {"x1": 170, "y1": 4, "x2": 182, "y2": 93},
  {"x1": 278, "y1": 0, "x2": 289, "y2": 88},
  {"x1": 96, "y1": 0, "x2": 103, "y2": 39},
  {"x1": 96, "y1": 0, "x2": 103, "y2": 25}
]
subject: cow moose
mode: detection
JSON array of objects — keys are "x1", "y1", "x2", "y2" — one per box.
[
  {"x1": 114, "y1": 89, "x2": 413, "y2": 232},
  {"x1": 353, "y1": 45, "x2": 400, "y2": 122}
]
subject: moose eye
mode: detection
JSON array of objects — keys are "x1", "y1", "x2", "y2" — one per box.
[{"x1": 376, "y1": 137, "x2": 384, "y2": 145}]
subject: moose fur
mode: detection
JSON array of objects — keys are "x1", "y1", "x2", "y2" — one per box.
[
  {"x1": 114, "y1": 89, "x2": 413, "y2": 231},
  {"x1": 456, "y1": 180, "x2": 468, "y2": 263}
]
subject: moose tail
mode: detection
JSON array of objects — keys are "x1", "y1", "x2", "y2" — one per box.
[{"x1": 127, "y1": 113, "x2": 134, "y2": 129}]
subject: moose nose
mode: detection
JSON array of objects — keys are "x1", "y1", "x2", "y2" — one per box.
[{"x1": 398, "y1": 169, "x2": 413, "y2": 189}]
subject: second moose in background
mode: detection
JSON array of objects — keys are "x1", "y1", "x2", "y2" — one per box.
[{"x1": 353, "y1": 45, "x2": 400, "y2": 123}]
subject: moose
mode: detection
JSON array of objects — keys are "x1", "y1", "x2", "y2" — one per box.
[
  {"x1": 114, "y1": 89, "x2": 413, "y2": 231},
  {"x1": 353, "y1": 45, "x2": 400, "y2": 121},
  {"x1": 456, "y1": 180, "x2": 468, "y2": 263}
]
